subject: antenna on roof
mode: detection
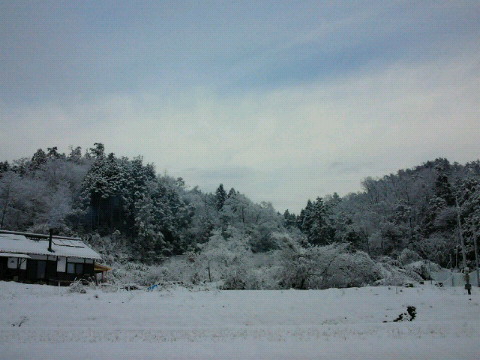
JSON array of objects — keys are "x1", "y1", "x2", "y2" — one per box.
[{"x1": 48, "y1": 229, "x2": 55, "y2": 253}]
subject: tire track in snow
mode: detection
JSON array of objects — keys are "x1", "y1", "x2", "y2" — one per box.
[{"x1": 0, "y1": 323, "x2": 477, "y2": 344}]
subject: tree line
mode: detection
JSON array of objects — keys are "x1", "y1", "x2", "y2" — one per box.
[
  {"x1": 290, "y1": 158, "x2": 480, "y2": 270},
  {"x1": 0, "y1": 144, "x2": 284, "y2": 262},
  {"x1": 1, "y1": 145, "x2": 479, "y2": 272}
]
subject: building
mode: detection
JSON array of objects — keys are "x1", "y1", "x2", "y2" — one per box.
[{"x1": 0, "y1": 230, "x2": 109, "y2": 285}]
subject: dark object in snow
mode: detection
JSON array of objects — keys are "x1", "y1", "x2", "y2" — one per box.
[
  {"x1": 122, "y1": 284, "x2": 141, "y2": 291},
  {"x1": 435, "y1": 282, "x2": 444, "y2": 287},
  {"x1": 407, "y1": 306, "x2": 416, "y2": 320},
  {"x1": 465, "y1": 283, "x2": 472, "y2": 295},
  {"x1": 383, "y1": 306, "x2": 417, "y2": 323},
  {"x1": 11, "y1": 316, "x2": 28, "y2": 327},
  {"x1": 404, "y1": 283, "x2": 414, "y2": 288}
]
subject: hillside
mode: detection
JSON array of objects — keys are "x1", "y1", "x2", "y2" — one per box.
[{"x1": 1, "y1": 145, "x2": 480, "y2": 289}]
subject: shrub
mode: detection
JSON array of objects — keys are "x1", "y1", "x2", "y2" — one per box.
[
  {"x1": 404, "y1": 260, "x2": 441, "y2": 280},
  {"x1": 375, "y1": 261, "x2": 422, "y2": 286},
  {"x1": 398, "y1": 248, "x2": 422, "y2": 265},
  {"x1": 276, "y1": 240, "x2": 382, "y2": 289},
  {"x1": 68, "y1": 280, "x2": 87, "y2": 294}
]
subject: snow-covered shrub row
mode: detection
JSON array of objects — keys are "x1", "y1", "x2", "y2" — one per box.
[
  {"x1": 397, "y1": 248, "x2": 422, "y2": 266},
  {"x1": 108, "y1": 262, "x2": 153, "y2": 287},
  {"x1": 322, "y1": 251, "x2": 382, "y2": 288},
  {"x1": 374, "y1": 258, "x2": 426, "y2": 286},
  {"x1": 104, "y1": 230, "x2": 441, "y2": 291},
  {"x1": 274, "y1": 235, "x2": 382, "y2": 289},
  {"x1": 403, "y1": 260, "x2": 442, "y2": 281}
]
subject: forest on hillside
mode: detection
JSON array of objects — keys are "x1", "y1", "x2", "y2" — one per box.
[{"x1": 1, "y1": 144, "x2": 479, "y2": 289}]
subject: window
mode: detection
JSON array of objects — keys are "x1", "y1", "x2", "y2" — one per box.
[
  {"x1": 37, "y1": 261, "x2": 46, "y2": 279},
  {"x1": 67, "y1": 263, "x2": 75, "y2": 274},
  {"x1": 75, "y1": 263, "x2": 83, "y2": 275},
  {"x1": 67, "y1": 262, "x2": 84, "y2": 275},
  {"x1": 7, "y1": 258, "x2": 18, "y2": 269}
]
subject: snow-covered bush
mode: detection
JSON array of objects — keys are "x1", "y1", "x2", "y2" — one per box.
[
  {"x1": 109, "y1": 262, "x2": 159, "y2": 287},
  {"x1": 68, "y1": 280, "x2": 87, "y2": 294},
  {"x1": 275, "y1": 236, "x2": 381, "y2": 289},
  {"x1": 375, "y1": 260, "x2": 422, "y2": 286},
  {"x1": 194, "y1": 227, "x2": 252, "y2": 284},
  {"x1": 274, "y1": 234, "x2": 320, "y2": 289},
  {"x1": 398, "y1": 248, "x2": 422, "y2": 265},
  {"x1": 322, "y1": 251, "x2": 382, "y2": 288},
  {"x1": 221, "y1": 266, "x2": 248, "y2": 290},
  {"x1": 160, "y1": 256, "x2": 200, "y2": 285},
  {"x1": 243, "y1": 265, "x2": 281, "y2": 290},
  {"x1": 377, "y1": 256, "x2": 401, "y2": 267},
  {"x1": 404, "y1": 260, "x2": 441, "y2": 280}
]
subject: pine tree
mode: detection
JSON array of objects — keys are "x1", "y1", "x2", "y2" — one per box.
[
  {"x1": 215, "y1": 184, "x2": 227, "y2": 210},
  {"x1": 298, "y1": 199, "x2": 313, "y2": 232},
  {"x1": 435, "y1": 173, "x2": 455, "y2": 206},
  {"x1": 283, "y1": 209, "x2": 297, "y2": 228},
  {"x1": 228, "y1": 187, "x2": 237, "y2": 198},
  {"x1": 307, "y1": 197, "x2": 335, "y2": 246}
]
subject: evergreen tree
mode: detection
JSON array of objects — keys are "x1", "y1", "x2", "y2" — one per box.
[
  {"x1": 298, "y1": 199, "x2": 313, "y2": 232},
  {"x1": 0, "y1": 161, "x2": 9, "y2": 175},
  {"x1": 215, "y1": 184, "x2": 227, "y2": 210},
  {"x1": 434, "y1": 173, "x2": 455, "y2": 206},
  {"x1": 80, "y1": 152, "x2": 122, "y2": 231},
  {"x1": 228, "y1": 187, "x2": 237, "y2": 198},
  {"x1": 30, "y1": 149, "x2": 47, "y2": 170},
  {"x1": 307, "y1": 197, "x2": 335, "y2": 246},
  {"x1": 457, "y1": 176, "x2": 480, "y2": 267},
  {"x1": 283, "y1": 209, "x2": 297, "y2": 228}
]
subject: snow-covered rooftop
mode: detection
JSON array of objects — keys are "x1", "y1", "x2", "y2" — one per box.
[{"x1": 0, "y1": 233, "x2": 102, "y2": 260}]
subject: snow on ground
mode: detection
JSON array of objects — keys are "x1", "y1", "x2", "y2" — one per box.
[{"x1": 1, "y1": 281, "x2": 479, "y2": 359}]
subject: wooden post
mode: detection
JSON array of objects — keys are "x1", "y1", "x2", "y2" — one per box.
[{"x1": 473, "y1": 234, "x2": 480, "y2": 287}]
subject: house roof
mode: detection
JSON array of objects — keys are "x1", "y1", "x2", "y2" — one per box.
[
  {"x1": 94, "y1": 263, "x2": 112, "y2": 272},
  {"x1": 0, "y1": 252, "x2": 31, "y2": 258},
  {"x1": 0, "y1": 232, "x2": 102, "y2": 260}
]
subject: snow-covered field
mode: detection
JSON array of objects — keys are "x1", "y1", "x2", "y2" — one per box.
[{"x1": 1, "y1": 281, "x2": 479, "y2": 359}]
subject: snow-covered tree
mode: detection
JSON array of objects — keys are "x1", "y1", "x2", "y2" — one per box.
[
  {"x1": 193, "y1": 227, "x2": 252, "y2": 287},
  {"x1": 215, "y1": 184, "x2": 227, "y2": 210}
]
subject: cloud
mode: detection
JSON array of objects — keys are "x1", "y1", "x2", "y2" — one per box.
[
  {"x1": 2, "y1": 1, "x2": 478, "y2": 103},
  {"x1": 1, "y1": 44, "x2": 479, "y2": 212},
  {"x1": 1, "y1": 2, "x2": 479, "y2": 212}
]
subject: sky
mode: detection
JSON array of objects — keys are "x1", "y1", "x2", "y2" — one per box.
[{"x1": 1, "y1": 1, "x2": 479, "y2": 213}]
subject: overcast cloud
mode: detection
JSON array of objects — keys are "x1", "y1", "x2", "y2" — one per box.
[{"x1": 1, "y1": 1, "x2": 479, "y2": 212}]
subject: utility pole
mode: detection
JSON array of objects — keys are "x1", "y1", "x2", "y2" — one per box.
[
  {"x1": 455, "y1": 197, "x2": 467, "y2": 270},
  {"x1": 473, "y1": 234, "x2": 480, "y2": 287}
]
